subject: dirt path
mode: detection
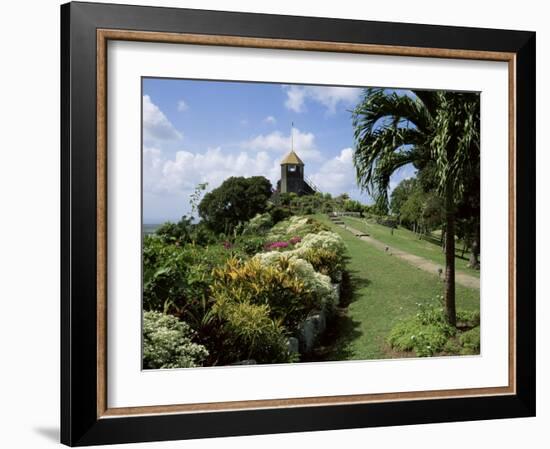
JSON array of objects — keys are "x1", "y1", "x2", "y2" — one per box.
[{"x1": 336, "y1": 222, "x2": 480, "y2": 290}]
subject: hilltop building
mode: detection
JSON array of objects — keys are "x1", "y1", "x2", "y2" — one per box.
[
  {"x1": 276, "y1": 149, "x2": 317, "y2": 195},
  {"x1": 276, "y1": 125, "x2": 319, "y2": 196},
  {"x1": 277, "y1": 149, "x2": 311, "y2": 194}
]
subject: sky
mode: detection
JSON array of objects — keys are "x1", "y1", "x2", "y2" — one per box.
[{"x1": 142, "y1": 78, "x2": 417, "y2": 223}]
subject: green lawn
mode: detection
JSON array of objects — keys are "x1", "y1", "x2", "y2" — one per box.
[
  {"x1": 340, "y1": 216, "x2": 480, "y2": 278},
  {"x1": 314, "y1": 214, "x2": 480, "y2": 361}
]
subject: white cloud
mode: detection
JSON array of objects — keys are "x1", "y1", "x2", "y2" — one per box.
[
  {"x1": 309, "y1": 148, "x2": 416, "y2": 202},
  {"x1": 143, "y1": 147, "x2": 164, "y2": 192},
  {"x1": 143, "y1": 146, "x2": 281, "y2": 198},
  {"x1": 264, "y1": 115, "x2": 277, "y2": 125},
  {"x1": 309, "y1": 148, "x2": 360, "y2": 196},
  {"x1": 177, "y1": 100, "x2": 188, "y2": 112},
  {"x1": 242, "y1": 128, "x2": 322, "y2": 162},
  {"x1": 143, "y1": 95, "x2": 182, "y2": 143},
  {"x1": 283, "y1": 85, "x2": 362, "y2": 114},
  {"x1": 284, "y1": 86, "x2": 307, "y2": 113}
]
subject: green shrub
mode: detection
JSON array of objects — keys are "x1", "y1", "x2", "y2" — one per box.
[
  {"x1": 142, "y1": 237, "x2": 234, "y2": 324},
  {"x1": 442, "y1": 339, "x2": 462, "y2": 354},
  {"x1": 269, "y1": 206, "x2": 292, "y2": 224},
  {"x1": 191, "y1": 222, "x2": 218, "y2": 246},
  {"x1": 154, "y1": 216, "x2": 217, "y2": 246},
  {"x1": 388, "y1": 320, "x2": 453, "y2": 356},
  {"x1": 143, "y1": 236, "x2": 195, "y2": 312},
  {"x1": 211, "y1": 257, "x2": 328, "y2": 329},
  {"x1": 155, "y1": 216, "x2": 193, "y2": 244},
  {"x1": 234, "y1": 234, "x2": 267, "y2": 256},
  {"x1": 212, "y1": 300, "x2": 295, "y2": 364},
  {"x1": 240, "y1": 213, "x2": 273, "y2": 235},
  {"x1": 459, "y1": 326, "x2": 480, "y2": 355},
  {"x1": 387, "y1": 296, "x2": 481, "y2": 357},
  {"x1": 322, "y1": 203, "x2": 334, "y2": 213},
  {"x1": 387, "y1": 297, "x2": 456, "y2": 357},
  {"x1": 294, "y1": 248, "x2": 344, "y2": 283},
  {"x1": 457, "y1": 310, "x2": 480, "y2": 327},
  {"x1": 143, "y1": 311, "x2": 208, "y2": 369}
]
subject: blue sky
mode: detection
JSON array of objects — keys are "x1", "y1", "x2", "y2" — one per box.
[{"x1": 142, "y1": 78, "x2": 416, "y2": 223}]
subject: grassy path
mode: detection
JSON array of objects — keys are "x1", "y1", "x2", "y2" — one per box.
[
  {"x1": 341, "y1": 216, "x2": 480, "y2": 278},
  {"x1": 314, "y1": 214, "x2": 480, "y2": 361},
  {"x1": 340, "y1": 221, "x2": 479, "y2": 290}
]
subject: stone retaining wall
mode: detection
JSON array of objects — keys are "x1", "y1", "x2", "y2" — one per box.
[{"x1": 291, "y1": 276, "x2": 342, "y2": 356}]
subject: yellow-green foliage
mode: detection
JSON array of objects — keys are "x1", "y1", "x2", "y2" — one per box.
[
  {"x1": 211, "y1": 257, "x2": 323, "y2": 329},
  {"x1": 298, "y1": 248, "x2": 344, "y2": 282},
  {"x1": 252, "y1": 252, "x2": 336, "y2": 313},
  {"x1": 212, "y1": 300, "x2": 293, "y2": 364}
]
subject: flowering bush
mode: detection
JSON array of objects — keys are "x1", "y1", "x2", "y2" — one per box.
[
  {"x1": 262, "y1": 230, "x2": 346, "y2": 281},
  {"x1": 263, "y1": 236, "x2": 302, "y2": 252},
  {"x1": 298, "y1": 248, "x2": 344, "y2": 282},
  {"x1": 264, "y1": 241, "x2": 289, "y2": 250},
  {"x1": 212, "y1": 253, "x2": 336, "y2": 331},
  {"x1": 267, "y1": 216, "x2": 328, "y2": 241},
  {"x1": 143, "y1": 311, "x2": 208, "y2": 369},
  {"x1": 253, "y1": 252, "x2": 336, "y2": 312},
  {"x1": 294, "y1": 231, "x2": 346, "y2": 260}
]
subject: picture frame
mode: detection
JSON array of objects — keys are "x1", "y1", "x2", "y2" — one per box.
[{"x1": 60, "y1": 1, "x2": 536, "y2": 446}]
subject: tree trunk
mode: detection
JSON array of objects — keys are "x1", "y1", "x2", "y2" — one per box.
[
  {"x1": 468, "y1": 226, "x2": 480, "y2": 269},
  {"x1": 444, "y1": 182, "x2": 457, "y2": 327}
]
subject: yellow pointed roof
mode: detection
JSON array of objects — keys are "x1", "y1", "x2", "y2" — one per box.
[{"x1": 281, "y1": 150, "x2": 304, "y2": 165}]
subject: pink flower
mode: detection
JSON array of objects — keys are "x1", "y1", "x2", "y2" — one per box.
[
  {"x1": 223, "y1": 241, "x2": 233, "y2": 249},
  {"x1": 265, "y1": 241, "x2": 289, "y2": 250},
  {"x1": 289, "y1": 236, "x2": 301, "y2": 245}
]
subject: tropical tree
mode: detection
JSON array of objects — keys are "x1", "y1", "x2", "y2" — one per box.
[
  {"x1": 352, "y1": 88, "x2": 479, "y2": 326},
  {"x1": 399, "y1": 188, "x2": 424, "y2": 233},
  {"x1": 390, "y1": 178, "x2": 418, "y2": 217},
  {"x1": 198, "y1": 176, "x2": 273, "y2": 234}
]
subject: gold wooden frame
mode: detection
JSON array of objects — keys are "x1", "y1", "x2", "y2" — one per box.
[{"x1": 96, "y1": 29, "x2": 516, "y2": 419}]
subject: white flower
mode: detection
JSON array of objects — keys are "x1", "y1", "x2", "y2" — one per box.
[
  {"x1": 253, "y1": 251, "x2": 336, "y2": 306},
  {"x1": 294, "y1": 231, "x2": 345, "y2": 257}
]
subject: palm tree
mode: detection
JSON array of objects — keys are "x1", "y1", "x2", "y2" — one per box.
[{"x1": 352, "y1": 88, "x2": 479, "y2": 326}]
